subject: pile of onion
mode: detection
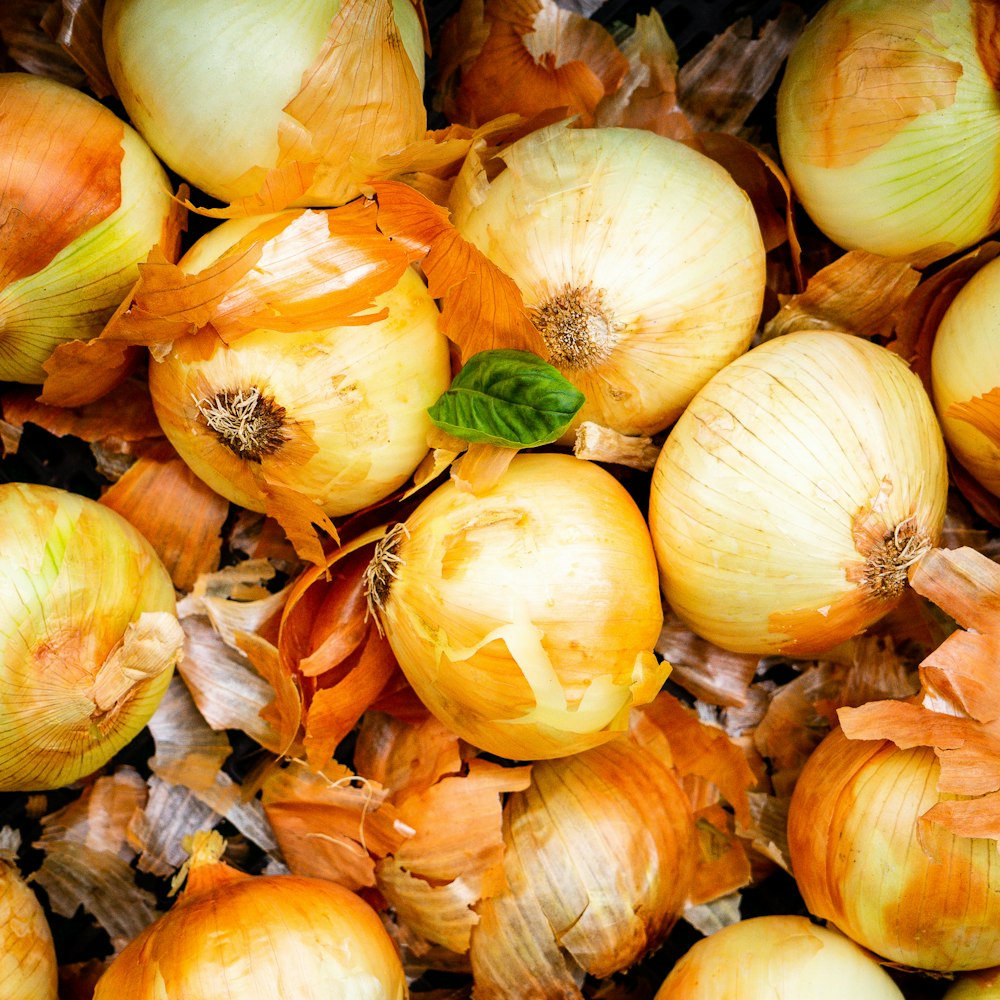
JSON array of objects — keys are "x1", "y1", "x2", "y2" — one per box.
[
  {"x1": 93, "y1": 831, "x2": 407, "y2": 999},
  {"x1": 648, "y1": 330, "x2": 948, "y2": 656},
  {"x1": 0, "y1": 72, "x2": 179, "y2": 383},
  {"x1": 0, "y1": 483, "x2": 183, "y2": 792},
  {"x1": 776, "y1": 0, "x2": 1000, "y2": 262},
  {"x1": 366, "y1": 451, "x2": 667, "y2": 760},
  {"x1": 450, "y1": 122, "x2": 767, "y2": 439}
]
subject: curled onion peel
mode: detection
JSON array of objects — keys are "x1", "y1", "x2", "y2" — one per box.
[
  {"x1": 367, "y1": 452, "x2": 667, "y2": 760},
  {"x1": 451, "y1": 122, "x2": 766, "y2": 438},
  {"x1": 648, "y1": 330, "x2": 948, "y2": 656},
  {"x1": 0, "y1": 72, "x2": 178, "y2": 383},
  {"x1": 0, "y1": 483, "x2": 182, "y2": 792}
]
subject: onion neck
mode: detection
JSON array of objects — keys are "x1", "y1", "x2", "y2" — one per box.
[{"x1": 531, "y1": 283, "x2": 622, "y2": 370}]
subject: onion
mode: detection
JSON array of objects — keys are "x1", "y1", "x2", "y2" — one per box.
[
  {"x1": 0, "y1": 482, "x2": 183, "y2": 792},
  {"x1": 469, "y1": 727, "x2": 698, "y2": 997},
  {"x1": 776, "y1": 0, "x2": 1000, "y2": 261},
  {"x1": 450, "y1": 122, "x2": 766, "y2": 438},
  {"x1": 93, "y1": 831, "x2": 407, "y2": 999},
  {"x1": 147, "y1": 212, "x2": 452, "y2": 520},
  {"x1": 366, "y1": 452, "x2": 667, "y2": 760},
  {"x1": 931, "y1": 255, "x2": 1000, "y2": 496},
  {"x1": 944, "y1": 969, "x2": 1000, "y2": 999},
  {"x1": 787, "y1": 726, "x2": 1000, "y2": 972},
  {"x1": 102, "y1": 0, "x2": 426, "y2": 207},
  {"x1": 653, "y1": 914, "x2": 905, "y2": 999},
  {"x1": 647, "y1": 330, "x2": 948, "y2": 656},
  {"x1": 0, "y1": 72, "x2": 179, "y2": 383},
  {"x1": 0, "y1": 829, "x2": 58, "y2": 1000}
]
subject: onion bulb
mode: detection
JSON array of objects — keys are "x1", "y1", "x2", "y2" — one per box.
[
  {"x1": 470, "y1": 731, "x2": 697, "y2": 997},
  {"x1": 788, "y1": 727, "x2": 1000, "y2": 972},
  {"x1": 944, "y1": 969, "x2": 1000, "y2": 999},
  {"x1": 0, "y1": 829, "x2": 58, "y2": 1000},
  {"x1": 0, "y1": 72, "x2": 178, "y2": 383},
  {"x1": 450, "y1": 122, "x2": 766, "y2": 438},
  {"x1": 148, "y1": 213, "x2": 451, "y2": 519},
  {"x1": 366, "y1": 452, "x2": 667, "y2": 760},
  {"x1": 653, "y1": 915, "x2": 905, "y2": 999},
  {"x1": 776, "y1": 0, "x2": 1000, "y2": 261},
  {"x1": 0, "y1": 483, "x2": 183, "y2": 792},
  {"x1": 93, "y1": 831, "x2": 406, "y2": 999},
  {"x1": 648, "y1": 330, "x2": 948, "y2": 656},
  {"x1": 102, "y1": 0, "x2": 426, "y2": 207},
  {"x1": 931, "y1": 255, "x2": 1000, "y2": 496}
]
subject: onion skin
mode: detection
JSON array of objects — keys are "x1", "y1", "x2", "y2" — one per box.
[
  {"x1": 0, "y1": 846, "x2": 58, "y2": 1000},
  {"x1": 931, "y1": 255, "x2": 1000, "y2": 496},
  {"x1": 371, "y1": 452, "x2": 667, "y2": 760},
  {"x1": 788, "y1": 727, "x2": 1000, "y2": 972},
  {"x1": 776, "y1": 0, "x2": 1000, "y2": 261},
  {"x1": 653, "y1": 914, "x2": 905, "y2": 999},
  {"x1": 944, "y1": 969, "x2": 1000, "y2": 999},
  {"x1": 0, "y1": 483, "x2": 181, "y2": 792},
  {"x1": 648, "y1": 330, "x2": 948, "y2": 656},
  {"x1": 0, "y1": 73, "x2": 177, "y2": 383},
  {"x1": 451, "y1": 123, "x2": 766, "y2": 438}
]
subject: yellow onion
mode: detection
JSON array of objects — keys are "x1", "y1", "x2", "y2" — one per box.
[
  {"x1": 0, "y1": 482, "x2": 183, "y2": 792},
  {"x1": 148, "y1": 213, "x2": 451, "y2": 519},
  {"x1": 653, "y1": 914, "x2": 905, "y2": 999},
  {"x1": 944, "y1": 969, "x2": 1000, "y2": 999},
  {"x1": 93, "y1": 831, "x2": 407, "y2": 999},
  {"x1": 648, "y1": 330, "x2": 948, "y2": 656},
  {"x1": 0, "y1": 72, "x2": 178, "y2": 383},
  {"x1": 776, "y1": 0, "x2": 1000, "y2": 261},
  {"x1": 102, "y1": 0, "x2": 426, "y2": 207},
  {"x1": 931, "y1": 255, "x2": 1000, "y2": 496},
  {"x1": 787, "y1": 726, "x2": 1000, "y2": 972},
  {"x1": 450, "y1": 122, "x2": 766, "y2": 438},
  {"x1": 0, "y1": 829, "x2": 58, "y2": 1000},
  {"x1": 366, "y1": 452, "x2": 667, "y2": 760},
  {"x1": 470, "y1": 730, "x2": 698, "y2": 998}
]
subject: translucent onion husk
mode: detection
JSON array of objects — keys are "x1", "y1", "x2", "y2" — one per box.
[
  {"x1": 469, "y1": 734, "x2": 698, "y2": 998},
  {"x1": 0, "y1": 831, "x2": 58, "y2": 1000},
  {"x1": 647, "y1": 330, "x2": 949, "y2": 656},
  {"x1": 93, "y1": 834, "x2": 407, "y2": 999},
  {"x1": 653, "y1": 914, "x2": 905, "y2": 999},
  {"x1": 931, "y1": 254, "x2": 1000, "y2": 496},
  {"x1": 0, "y1": 72, "x2": 178, "y2": 383},
  {"x1": 776, "y1": 0, "x2": 1000, "y2": 262},
  {"x1": 147, "y1": 215, "x2": 451, "y2": 519},
  {"x1": 368, "y1": 452, "x2": 668, "y2": 760},
  {"x1": 0, "y1": 483, "x2": 182, "y2": 792},
  {"x1": 450, "y1": 122, "x2": 767, "y2": 438},
  {"x1": 102, "y1": 0, "x2": 426, "y2": 208},
  {"x1": 787, "y1": 726, "x2": 1000, "y2": 972}
]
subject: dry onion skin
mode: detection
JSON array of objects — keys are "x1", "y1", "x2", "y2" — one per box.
[
  {"x1": 648, "y1": 330, "x2": 948, "y2": 656},
  {"x1": 102, "y1": 0, "x2": 426, "y2": 207},
  {"x1": 366, "y1": 452, "x2": 667, "y2": 760},
  {"x1": 944, "y1": 969, "x2": 1000, "y2": 999},
  {"x1": 653, "y1": 914, "x2": 905, "y2": 999},
  {"x1": 787, "y1": 727, "x2": 1000, "y2": 972},
  {"x1": 450, "y1": 122, "x2": 767, "y2": 438},
  {"x1": 776, "y1": 0, "x2": 1000, "y2": 262},
  {"x1": 0, "y1": 483, "x2": 183, "y2": 792},
  {"x1": 0, "y1": 829, "x2": 58, "y2": 1000},
  {"x1": 0, "y1": 72, "x2": 177, "y2": 383},
  {"x1": 931, "y1": 254, "x2": 1000, "y2": 496},
  {"x1": 470, "y1": 734, "x2": 698, "y2": 998},
  {"x1": 93, "y1": 832, "x2": 407, "y2": 1000},
  {"x1": 148, "y1": 214, "x2": 451, "y2": 518}
]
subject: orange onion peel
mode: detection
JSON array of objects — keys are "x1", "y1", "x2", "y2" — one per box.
[{"x1": 93, "y1": 830, "x2": 409, "y2": 999}]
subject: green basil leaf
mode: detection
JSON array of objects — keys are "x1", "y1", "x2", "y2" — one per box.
[{"x1": 427, "y1": 349, "x2": 586, "y2": 448}]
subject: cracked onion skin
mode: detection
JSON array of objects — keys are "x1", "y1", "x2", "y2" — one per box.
[{"x1": 648, "y1": 330, "x2": 948, "y2": 657}]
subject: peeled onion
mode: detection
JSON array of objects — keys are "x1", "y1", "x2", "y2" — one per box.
[
  {"x1": 0, "y1": 483, "x2": 183, "y2": 792},
  {"x1": 648, "y1": 330, "x2": 948, "y2": 656},
  {"x1": 366, "y1": 452, "x2": 667, "y2": 760},
  {"x1": 776, "y1": 0, "x2": 1000, "y2": 261},
  {"x1": 0, "y1": 72, "x2": 178, "y2": 383}
]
